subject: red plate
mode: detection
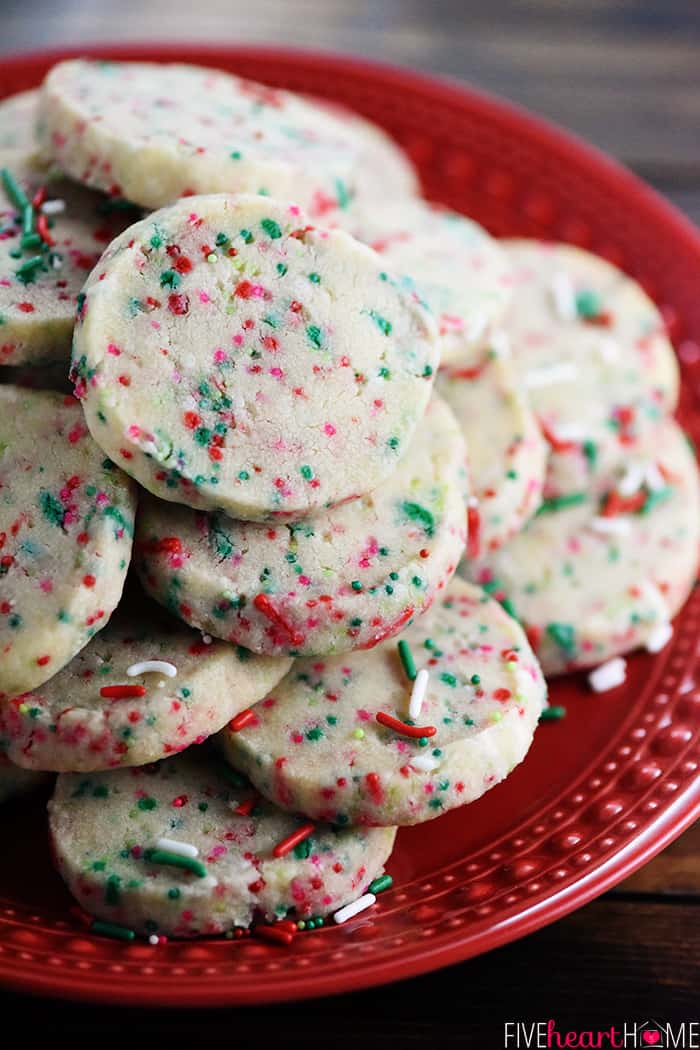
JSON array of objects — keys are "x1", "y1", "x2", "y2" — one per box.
[{"x1": 1, "y1": 44, "x2": 699, "y2": 1007}]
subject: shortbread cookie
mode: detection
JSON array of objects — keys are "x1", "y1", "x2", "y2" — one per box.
[
  {"x1": 437, "y1": 348, "x2": 546, "y2": 553},
  {"x1": 0, "y1": 153, "x2": 136, "y2": 366},
  {"x1": 0, "y1": 90, "x2": 38, "y2": 153},
  {"x1": 38, "y1": 60, "x2": 414, "y2": 217},
  {"x1": 135, "y1": 395, "x2": 467, "y2": 655},
  {"x1": 0, "y1": 386, "x2": 137, "y2": 700},
  {"x1": 49, "y1": 749, "x2": 396, "y2": 936},
  {"x1": 503, "y1": 240, "x2": 679, "y2": 491},
  {"x1": 221, "y1": 577, "x2": 546, "y2": 826},
  {"x1": 0, "y1": 605, "x2": 291, "y2": 771},
  {"x1": 72, "y1": 193, "x2": 438, "y2": 520},
  {"x1": 345, "y1": 198, "x2": 512, "y2": 365},
  {"x1": 467, "y1": 418, "x2": 699, "y2": 674}
]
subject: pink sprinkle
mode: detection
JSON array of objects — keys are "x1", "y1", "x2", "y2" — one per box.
[
  {"x1": 213, "y1": 348, "x2": 227, "y2": 363},
  {"x1": 107, "y1": 343, "x2": 122, "y2": 356},
  {"x1": 324, "y1": 423, "x2": 336, "y2": 436},
  {"x1": 39, "y1": 579, "x2": 53, "y2": 593},
  {"x1": 233, "y1": 334, "x2": 244, "y2": 346},
  {"x1": 199, "y1": 291, "x2": 212, "y2": 304},
  {"x1": 269, "y1": 367, "x2": 284, "y2": 378},
  {"x1": 127, "y1": 425, "x2": 141, "y2": 438},
  {"x1": 357, "y1": 709, "x2": 372, "y2": 722}
]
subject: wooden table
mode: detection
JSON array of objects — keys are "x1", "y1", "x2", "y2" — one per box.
[{"x1": 1, "y1": 1, "x2": 699, "y2": 1041}]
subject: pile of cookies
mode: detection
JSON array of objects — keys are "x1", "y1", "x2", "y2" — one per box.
[{"x1": 0, "y1": 60, "x2": 697, "y2": 943}]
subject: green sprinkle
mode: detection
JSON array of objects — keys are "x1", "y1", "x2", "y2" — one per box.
[
  {"x1": 306, "y1": 324, "x2": 322, "y2": 349},
  {"x1": 168, "y1": 887, "x2": 181, "y2": 900},
  {"x1": 293, "y1": 838, "x2": 312, "y2": 860},
  {"x1": 15, "y1": 255, "x2": 45, "y2": 284},
  {"x1": 20, "y1": 231, "x2": 41, "y2": 250},
  {"x1": 397, "y1": 639, "x2": 416, "y2": 681},
  {"x1": 368, "y1": 310, "x2": 392, "y2": 336},
  {"x1": 308, "y1": 272, "x2": 321, "y2": 284},
  {"x1": 300, "y1": 465, "x2": 313, "y2": 480},
  {"x1": 276, "y1": 263, "x2": 288, "y2": 276},
  {"x1": 159, "y1": 269, "x2": 180, "y2": 289},
  {"x1": 230, "y1": 150, "x2": 241, "y2": 160},
  {"x1": 353, "y1": 728, "x2": 365, "y2": 740},
  {"x1": 368, "y1": 874, "x2": 393, "y2": 894},
  {"x1": 90, "y1": 920, "x2": 135, "y2": 942},
  {"x1": 261, "y1": 218, "x2": 282, "y2": 240},
  {"x1": 104, "y1": 874, "x2": 121, "y2": 905},
  {"x1": 21, "y1": 203, "x2": 34, "y2": 238},
  {"x1": 536, "y1": 492, "x2": 587, "y2": 515},
  {"x1": 143, "y1": 849, "x2": 208, "y2": 878},
  {"x1": 470, "y1": 674, "x2": 481, "y2": 685},
  {"x1": 137, "y1": 797, "x2": 157, "y2": 811},
  {"x1": 582, "y1": 439, "x2": 598, "y2": 466},
  {"x1": 546, "y1": 622, "x2": 576, "y2": 655},
  {"x1": 440, "y1": 672, "x2": 458, "y2": 687},
  {"x1": 422, "y1": 364, "x2": 434, "y2": 378},
  {"x1": 540, "y1": 705, "x2": 567, "y2": 722},
  {"x1": 400, "y1": 500, "x2": 435, "y2": 537},
  {"x1": 351, "y1": 580, "x2": 363, "y2": 592},
  {"x1": 1, "y1": 167, "x2": 29, "y2": 211},
  {"x1": 575, "y1": 289, "x2": 602, "y2": 319}
]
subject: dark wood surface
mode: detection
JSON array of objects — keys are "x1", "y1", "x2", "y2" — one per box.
[{"x1": 1, "y1": 2, "x2": 699, "y2": 1044}]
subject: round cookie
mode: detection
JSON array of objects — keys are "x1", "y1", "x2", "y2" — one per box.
[
  {"x1": 0, "y1": 153, "x2": 137, "y2": 366},
  {"x1": 467, "y1": 418, "x2": 700, "y2": 675},
  {"x1": 135, "y1": 395, "x2": 467, "y2": 656},
  {"x1": 0, "y1": 752, "x2": 49, "y2": 804},
  {"x1": 49, "y1": 749, "x2": 396, "y2": 936},
  {"x1": 221, "y1": 577, "x2": 547, "y2": 826},
  {"x1": 38, "y1": 60, "x2": 412, "y2": 218},
  {"x1": 0, "y1": 386, "x2": 137, "y2": 700},
  {"x1": 0, "y1": 604, "x2": 292, "y2": 772},
  {"x1": 343, "y1": 198, "x2": 512, "y2": 366},
  {"x1": 72, "y1": 193, "x2": 438, "y2": 521},
  {"x1": 437, "y1": 347, "x2": 546, "y2": 554},
  {"x1": 503, "y1": 240, "x2": 679, "y2": 491},
  {"x1": 0, "y1": 90, "x2": 38, "y2": 153}
]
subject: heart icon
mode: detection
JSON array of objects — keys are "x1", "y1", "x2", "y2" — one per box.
[{"x1": 642, "y1": 1032, "x2": 660, "y2": 1046}]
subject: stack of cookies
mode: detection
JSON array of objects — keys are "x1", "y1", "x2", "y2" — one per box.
[{"x1": 0, "y1": 59, "x2": 696, "y2": 942}]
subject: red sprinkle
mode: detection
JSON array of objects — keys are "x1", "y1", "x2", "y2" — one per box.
[
  {"x1": 467, "y1": 504, "x2": 481, "y2": 560},
  {"x1": 100, "y1": 685, "x2": 147, "y2": 699},
  {"x1": 376, "y1": 712, "x2": 437, "y2": 738},
  {"x1": 253, "y1": 593, "x2": 304, "y2": 646},
  {"x1": 256, "y1": 925, "x2": 295, "y2": 946},
  {"x1": 233, "y1": 797, "x2": 257, "y2": 816},
  {"x1": 273, "y1": 823, "x2": 316, "y2": 858},
  {"x1": 229, "y1": 709, "x2": 258, "y2": 732}
]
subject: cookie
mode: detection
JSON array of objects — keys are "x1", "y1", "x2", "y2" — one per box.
[
  {"x1": 437, "y1": 346, "x2": 546, "y2": 553},
  {"x1": 344, "y1": 198, "x2": 512, "y2": 366},
  {"x1": 0, "y1": 604, "x2": 292, "y2": 771},
  {"x1": 134, "y1": 395, "x2": 467, "y2": 656},
  {"x1": 0, "y1": 90, "x2": 38, "y2": 153},
  {"x1": 0, "y1": 752, "x2": 49, "y2": 804},
  {"x1": 503, "y1": 240, "x2": 679, "y2": 491},
  {"x1": 220, "y1": 577, "x2": 546, "y2": 826},
  {"x1": 0, "y1": 153, "x2": 137, "y2": 367},
  {"x1": 38, "y1": 60, "x2": 414, "y2": 218},
  {"x1": 72, "y1": 193, "x2": 438, "y2": 521},
  {"x1": 0, "y1": 386, "x2": 137, "y2": 700},
  {"x1": 49, "y1": 749, "x2": 396, "y2": 936},
  {"x1": 467, "y1": 418, "x2": 700, "y2": 674}
]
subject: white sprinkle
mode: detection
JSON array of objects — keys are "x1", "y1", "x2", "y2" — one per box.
[
  {"x1": 333, "y1": 893, "x2": 376, "y2": 925},
  {"x1": 646, "y1": 621, "x2": 673, "y2": 653},
  {"x1": 467, "y1": 496, "x2": 479, "y2": 508},
  {"x1": 408, "y1": 668, "x2": 429, "y2": 720},
  {"x1": 548, "y1": 421, "x2": 586, "y2": 442},
  {"x1": 549, "y1": 272, "x2": 577, "y2": 321},
  {"x1": 201, "y1": 634, "x2": 213, "y2": 645},
  {"x1": 588, "y1": 657, "x2": 626, "y2": 693},
  {"x1": 645, "y1": 462, "x2": 665, "y2": 492},
  {"x1": 127, "y1": 660, "x2": 177, "y2": 678},
  {"x1": 617, "y1": 462, "x2": 646, "y2": 497},
  {"x1": 596, "y1": 336, "x2": 620, "y2": 362},
  {"x1": 411, "y1": 754, "x2": 439, "y2": 773},
  {"x1": 51, "y1": 254, "x2": 63, "y2": 270},
  {"x1": 41, "y1": 198, "x2": 66, "y2": 216},
  {"x1": 155, "y1": 837, "x2": 199, "y2": 859},
  {"x1": 148, "y1": 934, "x2": 159, "y2": 946},
  {"x1": 590, "y1": 516, "x2": 631, "y2": 536},
  {"x1": 490, "y1": 330, "x2": 511, "y2": 358},
  {"x1": 525, "y1": 362, "x2": 578, "y2": 388},
  {"x1": 639, "y1": 578, "x2": 669, "y2": 617}
]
